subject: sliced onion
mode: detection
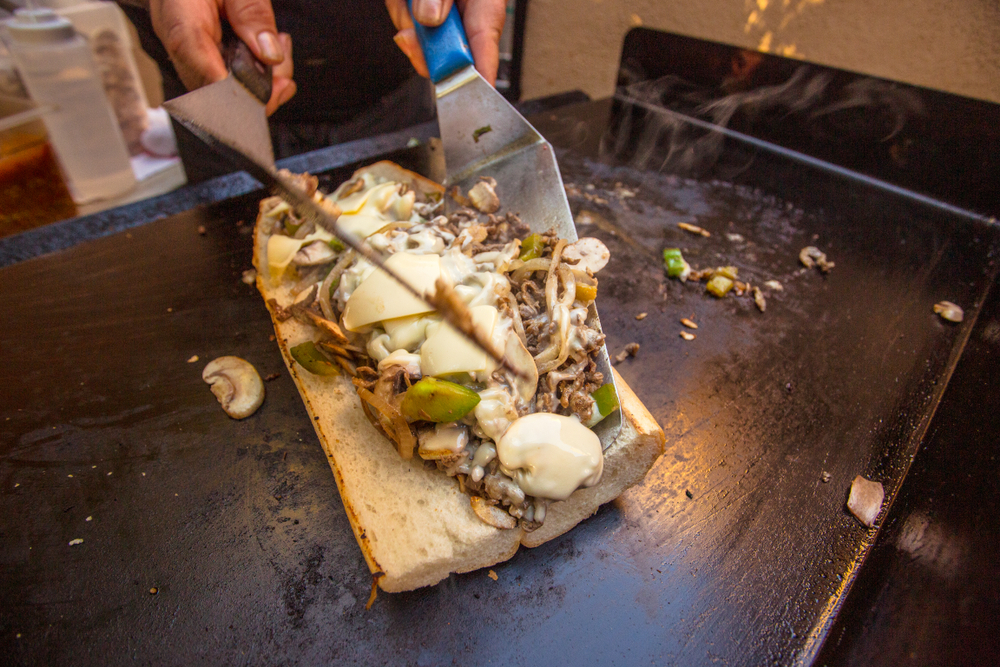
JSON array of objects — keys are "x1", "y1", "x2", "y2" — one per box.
[
  {"x1": 318, "y1": 250, "x2": 355, "y2": 319},
  {"x1": 355, "y1": 386, "x2": 416, "y2": 460},
  {"x1": 470, "y1": 496, "x2": 517, "y2": 529},
  {"x1": 511, "y1": 258, "x2": 552, "y2": 284}
]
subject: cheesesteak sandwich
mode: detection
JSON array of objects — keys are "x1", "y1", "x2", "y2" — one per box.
[{"x1": 252, "y1": 161, "x2": 665, "y2": 592}]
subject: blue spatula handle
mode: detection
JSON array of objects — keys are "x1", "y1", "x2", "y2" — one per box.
[{"x1": 408, "y1": 1, "x2": 475, "y2": 82}]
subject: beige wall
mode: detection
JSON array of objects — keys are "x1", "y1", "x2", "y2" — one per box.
[{"x1": 521, "y1": 0, "x2": 1000, "y2": 104}]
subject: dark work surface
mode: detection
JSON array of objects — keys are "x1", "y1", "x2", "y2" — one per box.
[
  {"x1": 814, "y1": 284, "x2": 1000, "y2": 666},
  {"x1": 3, "y1": 35, "x2": 1000, "y2": 666}
]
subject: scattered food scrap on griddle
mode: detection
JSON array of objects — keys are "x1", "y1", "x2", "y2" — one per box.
[
  {"x1": 241, "y1": 268, "x2": 257, "y2": 285},
  {"x1": 635, "y1": 312, "x2": 648, "y2": 321},
  {"x1": 678, "y1": 222, "x2": 711, "y2": 238},
  {"x1": 186, "y1": 355, "x2": 199, "y2": 363},
  {"x1": 202, "y1": 356, "x2": 265, "y2": 419},
  {"x1": 680, "y1": 318, "x2": 697, "y2": 329},
  {"x1": 68, "y1": 538, "x2": 83, "y2": 546},
  {"x1": 614, "y1": 342, "x2": 640, "y2": 363},
  {"x1": 753, "y1": 287, "x2": 766, "y2": 312},
  {"x1": 487, "y1": 569, "x2": 499, "y2": 581},
  {"x1": 933, "y1": 300, "x2": 964, "y2": 323},
  {"x1": 679, "y1": 331, "x2": 696, "y2": 341},
  {"x1": 764, "y1": 279, "x2": 783, "y2": 291},
  {"x1": 821, "y1": 471, "x2": 832, "y2": 483},
  {"x1": 799, "y1": 246, "x2": 835, "y2": 273},
  {"x1": 847, "y1": 475, "x2": 884, "y2": 527}
]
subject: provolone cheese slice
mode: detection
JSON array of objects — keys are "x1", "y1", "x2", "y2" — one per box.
[
  {"x1": 337, "y1": 213, "x2": 392, "y2": 240},
  {"x1": 420, "y1": 305, "x2": 498, "y2": 377},
  {"x1": 265, "y1": 227, "x2": 335, "y2": 277},
  {"x1": 343, "y1": 252, "x2": 442, "y2": 331}
]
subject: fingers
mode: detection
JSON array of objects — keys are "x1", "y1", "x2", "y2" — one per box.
[
  {"x1": 222, "y1": 0, "x2": 284, "y2": 65},
  {"x1": 456, "y1": 0, "x2": 505, "y2": 86},
  {"x1": 150, "y1": 0, "x2": 227, "y2": 91},
  {"x1": 385, "y1": 0, "x2": 505, "y2": 86},
  {"x1": 392, "y1": 28, "x2": 429, "y2": 79},
  {"x1": 411, "y1": 0, "x2": 453, "y2": 26},
  {"x1": 265, "y1": 32, "x2": 296, "y2": 115}
]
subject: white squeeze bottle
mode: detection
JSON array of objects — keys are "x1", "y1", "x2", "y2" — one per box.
[{"x1": 2, "y1": 8, "x2": 134, "y2": 204}]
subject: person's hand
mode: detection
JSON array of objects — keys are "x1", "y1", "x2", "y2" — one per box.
[
  {"x1": 148, "y1": 0, "x2": 296, "y2": 115},
  {"x1": 385, "y1": 0, "x2": 506, "y2": 86}
]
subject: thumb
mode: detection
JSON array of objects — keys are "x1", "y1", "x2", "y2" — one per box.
[{"x1": 223, "y1": 0, "x2": 284, "y2": 65}]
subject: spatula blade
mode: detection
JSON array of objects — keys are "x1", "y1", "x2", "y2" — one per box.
[
  {"x1": 164, "y1": 73, "x2": 274, "y2": 169},
  {"x1": 433, "y1": 63, "x2": 622, "y2": 448}
]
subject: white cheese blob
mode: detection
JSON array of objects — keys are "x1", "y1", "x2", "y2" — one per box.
[
  {"x1": 418, "y1": 423, "x2": 469, "y2": 458},
  {"x1": 383, "y1": 313, "x2": 438, "y2": 352},
  {"x1": 342, "y1": 252, "x2": 442, "y2": 331},
  {"x1": 377, "y1": 350, "x2": 422, "y2": 376},
  {"x1": 496, "y1": 413, "x2": 603, "y2": 500},
  {"x1": 420, "y1": 305, "x2": 498, "y2": 377},
  {"x1": 474, "y1": 385, "x2": 517, "y2": 442}
]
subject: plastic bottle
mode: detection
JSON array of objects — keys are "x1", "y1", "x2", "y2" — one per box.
[{"x1": 3, "y1": 8, "x2": 134, "y2": 204}]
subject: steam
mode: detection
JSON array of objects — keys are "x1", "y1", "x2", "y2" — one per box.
[{"x1": 605, "y1": 60, "x2": 924, "y2": 176}]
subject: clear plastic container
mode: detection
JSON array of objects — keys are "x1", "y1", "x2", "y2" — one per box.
[
  {"x1": 2, "y1": 8, "x2": 134, "y2": 204},
  {"x1": 1, "y1": 94, "x2": 77, "y2": 236}
]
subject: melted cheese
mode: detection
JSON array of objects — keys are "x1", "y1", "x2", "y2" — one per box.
[
  {"x1": 420, "y1": 305, "x2": 498, "y2": 377},
  {"x1": 496, "y1": 413, "x2": 603, "y2": 500},
  {"x1": 265, "y1": 227, "x2": 335, "y2": 277},
  {"x1": 342, "y1": 252, "x2": 442, "y2": 331},
  {"x1": 336, "y1": 213, "x2": 392, "y2": 240}
]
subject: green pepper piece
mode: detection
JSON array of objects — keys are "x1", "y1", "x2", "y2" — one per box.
[
  {"x1": 472, "y1": 125, "x2": 493, "y2": 142},
  {"x1": 328, "y1": 238, "x2": 344, "y2": 252},
  {"x1": 706, "y1": 275, "x2": 734, "y2": 297},
  {"x1": 400, "y1": 377, "x2": 481, "y2": 422},
  {"x1": 593, "y1": 382, "x2": 619, "y2": 416},
  {"x1": 662, "y1": 248, "x2": 687, "y2": 278},
  {"x1": 584, "y1": 382, "x2": 620, "y2": 427},
  {"x1": 289, "y1": 341, "x2": 339, "y2": 375},
  {"x1": 285, "y1": 220, "x2": 302, "y2": 235},
  {"x1": 519, "y1": 233, "x2": 545, "y2": 261}
]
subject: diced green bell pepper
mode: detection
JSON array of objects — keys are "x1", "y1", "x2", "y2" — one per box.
[{"x1": 400, "y1": 377, "x2": 481, "y2": 422}]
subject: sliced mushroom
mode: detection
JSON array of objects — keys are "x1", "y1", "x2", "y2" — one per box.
[
  {"x1": 202, "y1": 356, "x2": 265, "y2": 419},
  {"x1": 293, "y1": 241, "x2": 338, "y2": 267},
  {"x1": 468, "y1": 178, "x2": 500, "y2": 213},
  {"x1": 563, "y1": 237, "x2": 610, "y2": 273},
  {"x1": 933, "y1": 301, "x2": 964, "y2": 323},
  {"x1": 470, "y1": 495, "x2": 518, "y2": 529}
]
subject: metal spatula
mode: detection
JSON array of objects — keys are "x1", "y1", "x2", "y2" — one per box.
[
  {"x1": 412, "y1": 5, "x2": 622, "y2": 446},
  {"x1": 163, "y1": 36, "x2": 275, "y2": 169}
]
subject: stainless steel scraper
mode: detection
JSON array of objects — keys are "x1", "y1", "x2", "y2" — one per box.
[{"x1": 411, "y1": 4, "x2": 622, "y2": 447}]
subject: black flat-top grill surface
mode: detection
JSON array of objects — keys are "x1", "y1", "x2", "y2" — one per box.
[{"x1": 3, "y1": 34, "x2": 1000, "y2": 667}]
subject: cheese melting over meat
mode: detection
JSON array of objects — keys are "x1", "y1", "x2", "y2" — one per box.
[{"x1": 262, "y1": 170, "x2": 614, "y2": 523}]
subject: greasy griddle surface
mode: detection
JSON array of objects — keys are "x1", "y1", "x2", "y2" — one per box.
[{"x1": 1, "y1": 103, "x2": 997, "y2": 665}]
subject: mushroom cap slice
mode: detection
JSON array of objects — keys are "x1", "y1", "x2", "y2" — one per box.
[
  {"x1": 563, "y1": 238, "x2": 610, "y2": 274},
  {"x1": 202, "y1": 356, "x2": 265, "y2": 419}
]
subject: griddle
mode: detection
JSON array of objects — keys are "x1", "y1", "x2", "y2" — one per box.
[{"x1": 2, "y1": 30, "x2": 999, "y2": 666}]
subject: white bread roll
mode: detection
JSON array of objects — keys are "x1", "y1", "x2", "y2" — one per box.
[{"x1": 252, "y1": 163, "x2": 666, "y2": 592}]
